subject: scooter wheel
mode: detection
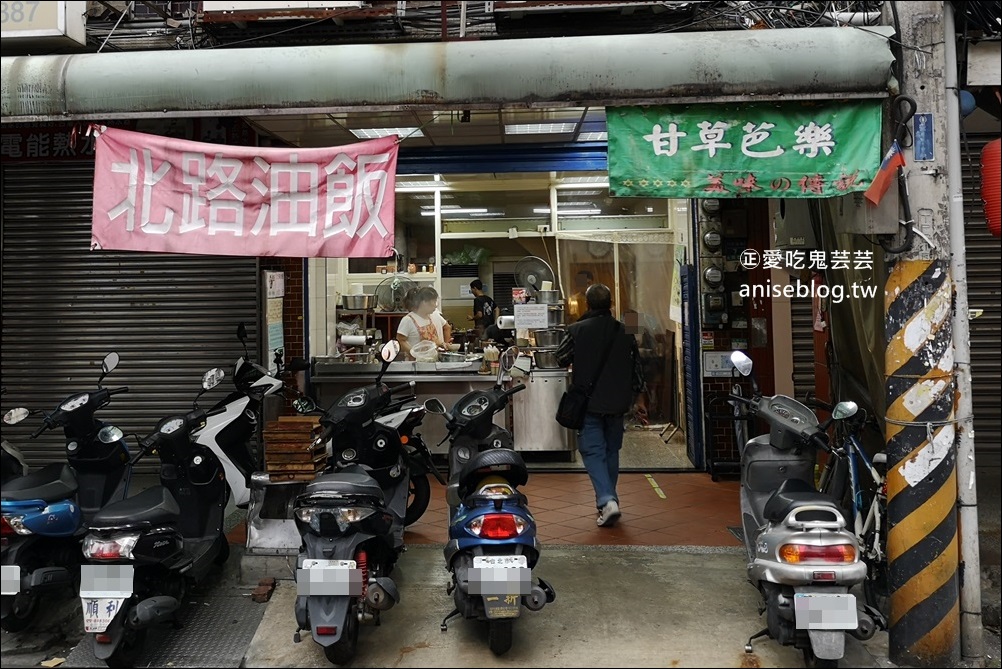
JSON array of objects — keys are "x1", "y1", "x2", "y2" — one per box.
[
  {"x1": 802, "y1": 646, "x2": 838, "y2": 668},
  {"x1": 323, "y1": 606, "x2": 359, "y2": 665},
  {"x1": 102, "y1": 628, "x2": 148, "y2": 668},
  {"x1": 404, "y1": 474, "x2": 431, "y2": 527},
  {"x1": 488, "y1": 620, "x2": 513, "y2": 656},
  {"x1": 0, "y1": 592, "x2": 40, "y2": 632}
]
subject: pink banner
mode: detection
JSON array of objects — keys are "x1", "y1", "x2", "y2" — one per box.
[{"x1": 91, "y1": 127, "x2": 397, "y2": 258}]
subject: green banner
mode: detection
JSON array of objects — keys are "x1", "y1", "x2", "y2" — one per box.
[{"x1": 607, "y1": 100, "x2": 882, "y2": 199}]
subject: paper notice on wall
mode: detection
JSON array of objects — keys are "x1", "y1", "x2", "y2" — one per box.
[
  {"x1": 263, "y1": 271, "x2": 285, "y2": 374},
  {"x1": 670, "y1": 246, "x2": 685, "y2": 323},
  {"x1": 514, "y1": 304, "x2": 548, "y2": 329}
]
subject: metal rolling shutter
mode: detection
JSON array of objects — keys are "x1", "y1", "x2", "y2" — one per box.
[
  {"x1": 790, "y1": 294, "x2": 815, "y2": 403},
  {"x1": 961, "y1": 134, "x2": 1002, "y2": 454},
  {"x1": 1, "y1": 162, "x2": 261, "y2": 471}
]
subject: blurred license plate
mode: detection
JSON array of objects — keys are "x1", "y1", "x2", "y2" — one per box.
[
  {"x1": 302, "y1": 559, "x2": 355, "y2": 570},
  {"x1": 794, "y1": 593, "x2": 857, "y2": 630},
  {"x1": 474, "y1": 555, "x2": 527, "y2": 569}
]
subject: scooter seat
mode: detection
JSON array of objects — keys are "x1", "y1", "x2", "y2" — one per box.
[
  {"x1": 457, "y1": 448, "x2": 528, "y2": 500},
  {"x1": 1, "y1": 463, "x2": 77, "y2": 503},
  {"x1": 763, "y1": 478, "x2": 837, "y2": 523},
  {"x1": 90, "y1": 486, "x2": 181, "y2": 528},
  {"x1": 305, "y1": 471, "x2": 384, "y2": 502}
]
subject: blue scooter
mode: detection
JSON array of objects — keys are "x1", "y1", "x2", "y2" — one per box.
[
  {"x1": 0, "y1": 353, "x2": 132, "y2": 632},
  {"x1": 424, "y1": 346, "x2": 555, "y2": 655}
]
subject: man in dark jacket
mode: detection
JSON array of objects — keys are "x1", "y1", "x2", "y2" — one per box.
[{"x1": 555, "y1": 283, "x2": 646, "y2": 527}]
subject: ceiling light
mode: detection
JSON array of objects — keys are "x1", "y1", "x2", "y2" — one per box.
[
  {"x1": 505, "y1": 123, "x2": 577, "y2": 135},
  {"x1": 533, "y1": 207, "x2": 601, "y2": 215},
  {"x1": 420, "y1": 208, "x2": 489, "y2": 216},
  {"x1": 350, "y1": 127, "x2": 424, "y2": 139},
  {"x1": 577, "y1": 132, "x2": 608, "y2": 142}
]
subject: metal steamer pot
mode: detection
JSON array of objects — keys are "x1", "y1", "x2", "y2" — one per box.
[
  {"x1": 535, "y1": 290, "x2": 562, "y2": 304},
  {"x1": 547, "y1": 306, "x2": 564, "y2": 327},
  {"x1": 533, "y1": 349, "x2": 562, "y2": 369},
  {"x1": 533, "y1": 329, "x2": 564, "y2": 348}
]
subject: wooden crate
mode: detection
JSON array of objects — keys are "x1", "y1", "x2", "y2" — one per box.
[{"x1": 263, "y1": 415, "x2": 326, "y2": 477}]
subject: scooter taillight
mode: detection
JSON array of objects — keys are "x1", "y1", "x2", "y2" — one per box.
[
  {"x1": 779, "y1": 543, "x2": 856, "y2": 563},
  {"x1": 0, "y1": 516, "x2": 14, "y2": 537},
  {"x1": 467, "y1": 513, "x2": 527, "y2": 540},
  {"x1": 315, "y1": 626, "x2": 337, "y2": 636}
]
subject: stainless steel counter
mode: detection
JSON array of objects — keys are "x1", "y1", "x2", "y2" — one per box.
[{"x1": 511, "y1": 369, "x2": 576, "y2": 453}]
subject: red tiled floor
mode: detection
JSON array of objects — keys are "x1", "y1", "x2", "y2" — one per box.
[
  {"x1": 229, "y1": 472, "x2": 742, "y2": 549},
  {"x1": 405, "y1": 472, "x2": 742, "y2": 547}
]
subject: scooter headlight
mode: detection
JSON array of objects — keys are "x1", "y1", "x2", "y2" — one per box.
[
  {"x1": 83, "y1": 533, "x2": 140, "y2": 561},
  {"x1": 1, "y1": 515, "x2": 32, "y2": 536}
]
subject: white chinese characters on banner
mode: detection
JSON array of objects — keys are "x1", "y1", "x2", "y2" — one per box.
[
  {"x1": 91, "y1": 127, "x2": 398, "y2": 259},
  {"x1": 642, "y1": 119, "x2": 839, "y2": 160}
]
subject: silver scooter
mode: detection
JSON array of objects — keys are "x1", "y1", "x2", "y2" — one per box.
[{"x1": 728, "y1": 351, "x2": 876, "y2": 668}]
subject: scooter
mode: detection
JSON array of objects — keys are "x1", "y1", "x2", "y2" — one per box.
[
  {"x1": 77, "y1": 366, "x2": 235, "y2": 667},
  {"x1": 0, "y1": 353, "x2": 132, "y2": 633},
  {"x1": 423, "y1": 346, "x2": 555, "y2": 656},
  {"x1": 195, "y1": 322, "x2": 286, "y2": 509},
  {"x1": 290, "y1": 339, "x2": 440, "y2": 665},
  {"x1": 728, "y1": 351, "x2": 875, "y2": 668}
]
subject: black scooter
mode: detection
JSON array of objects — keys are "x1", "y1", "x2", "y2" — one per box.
[
  {"x1": 77, "y1": 367, "x2": 234, "y2": 667},
  {"x1": 290, "y1": 340, "x2": 442, "y2": 665},
  {"x1": 1, "y1": 353, "x2": 132, "y2": 633}
]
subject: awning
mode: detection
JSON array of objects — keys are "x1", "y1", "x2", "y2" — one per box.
[{"x1": 1, "y1": 26, "x2": 895, "y2": 123}]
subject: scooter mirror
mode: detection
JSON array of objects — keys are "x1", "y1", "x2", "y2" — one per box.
[
  {"x1": 832, "y1": 401, "x2": 859, "y2": 421},
  {"x1": 2, "y1": 408, "x2": 29, "y2": 425},
  {"x1": 500, "y1": 347, "x2": 519, "y2": 372},
  {"x1": 293, "y1": 397, "x2": 318, "y2": 414},
  {"x1": 97, "y1": 425, "x2": 124, "y2": 444},
  {"x1": 237, "y1": 322, "x2": 248, "y2": 343},
  {"x1": 102, "y1": 352, "x2": 120, "y2": 375},
  {"x1": 423, "y1": 398, "x2": 447, "y2": 415},
  {"x1": 730, "y1": 351, "x2": 753, "y2": 376},
  {"x1": 202, "y1": 367, "x2": 226, "y2": 390},
  {"x1": 380, "y1": 340, "x2": 400, "y2": 363}
]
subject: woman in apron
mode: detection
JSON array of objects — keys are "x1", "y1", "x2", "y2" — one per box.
[{"x1": 396, "y1": 286, "x2": 452, "y2": 360}]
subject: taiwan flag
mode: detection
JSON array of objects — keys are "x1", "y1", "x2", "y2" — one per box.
[{"x1": 864, "y1": 140, "x2": 906, "y2": 206}]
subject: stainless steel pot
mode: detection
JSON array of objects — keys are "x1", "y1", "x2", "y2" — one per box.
[
  {"x1": 533, "y1": 329, "x2": 564, "y2": 348},
  {"x1": 535, "y1": 290, "x2": 562, "y2": 304},
  {"x1": 547, "y1": 306, "x2": 565, "y2": 327},
  {"x1": 533, "y1": 349, "x2": 562, "y2": 369},
  {"x1": 341, "y1": 294, "x2": 376, "y2": 310}
]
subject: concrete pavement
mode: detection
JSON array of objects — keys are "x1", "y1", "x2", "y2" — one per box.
[{"x1": 243, "y1": 544, "x2": 890, "y2": 668}]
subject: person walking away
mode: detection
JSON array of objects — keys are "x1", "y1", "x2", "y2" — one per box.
[
  {"x1": 555, "y1": 284, "x2": 646, "y2": 527},
  {"x1": 396, "y1": 286, "x2": 452, "y2": 360},
  {"x1": 467, "y1": 279, "x2": 497, "y2": 338}
]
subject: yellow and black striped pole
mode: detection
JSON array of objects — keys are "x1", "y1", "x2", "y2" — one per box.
[{"x1": 884, "y1": 257, "x2": 960, "y2": 666}]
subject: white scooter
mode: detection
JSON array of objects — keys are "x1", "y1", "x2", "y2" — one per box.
[
  {"x1": 729, "y1": 351, "x2": 876, "y2": 668},
  {"x1": 191, "y1": 323, "x2": 285, "y2": 508}
]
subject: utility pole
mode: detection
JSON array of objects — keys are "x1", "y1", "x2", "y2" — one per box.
[{"x1": 880, "y1": 2, "x2": 974, "y2": 666}]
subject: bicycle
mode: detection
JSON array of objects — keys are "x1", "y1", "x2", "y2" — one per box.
[{"x1": 811, "y1": 396, "x2": 890, "y2": 621}]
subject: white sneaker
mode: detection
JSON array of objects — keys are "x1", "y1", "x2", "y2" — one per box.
[{"x1": 597, "y1": 500, "x2": 621, "y2": 527}]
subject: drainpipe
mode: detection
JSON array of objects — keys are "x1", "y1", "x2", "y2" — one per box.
[{"x1": 944, "y1": 4, "x2": 984, "y2": 663}]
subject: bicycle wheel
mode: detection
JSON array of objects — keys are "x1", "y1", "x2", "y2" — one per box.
[{"x1": 862, "y1": 512, "x2": 890, "y2": 618}]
